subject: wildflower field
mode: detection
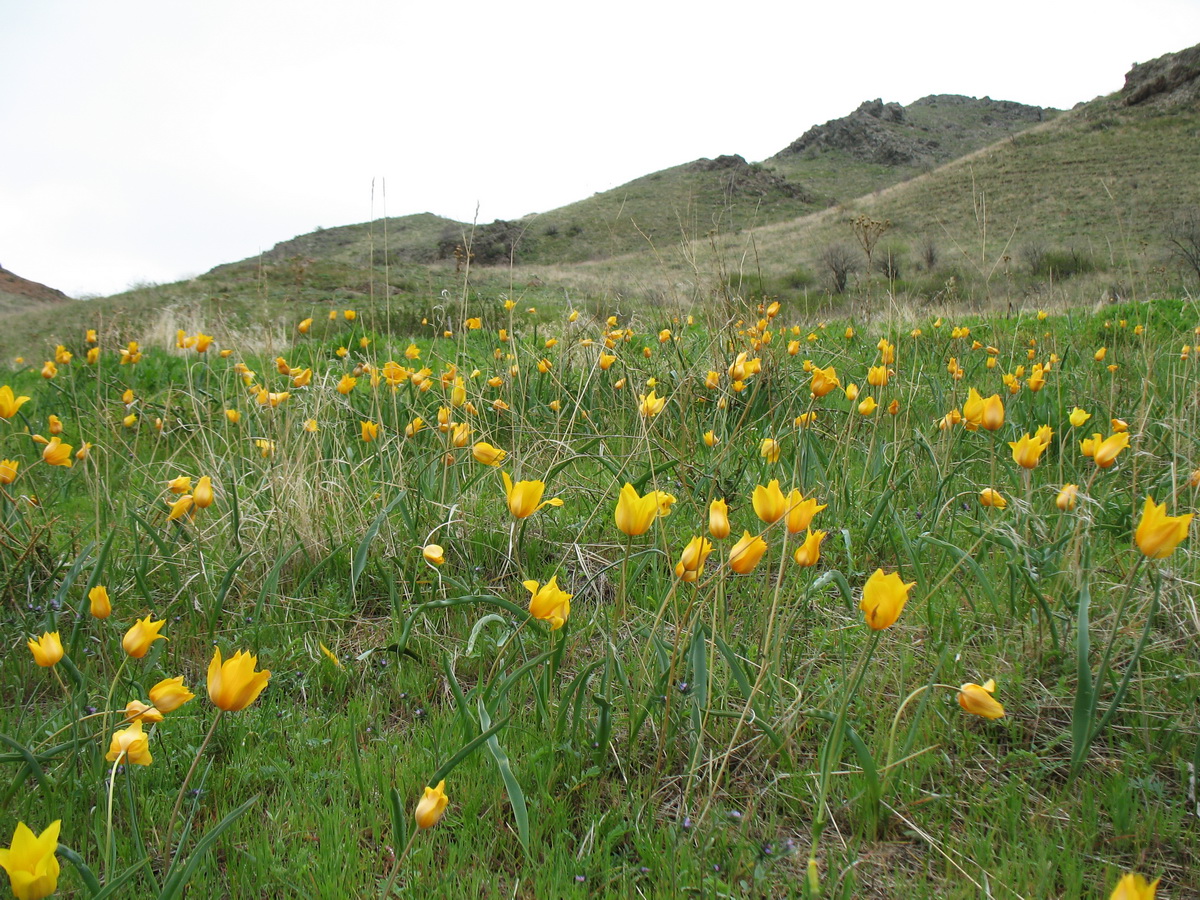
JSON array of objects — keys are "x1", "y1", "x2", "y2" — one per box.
[{"x1": 1, "y1": 291, "x2": 1198, "y2": 898}]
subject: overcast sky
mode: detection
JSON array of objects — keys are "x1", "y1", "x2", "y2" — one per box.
[{"x1": 2, "y1": 0, "x2": 1197, "y2": 297}]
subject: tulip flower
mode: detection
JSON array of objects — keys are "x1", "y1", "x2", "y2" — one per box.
[
  {"x1": 1109, "y1": 873, "x2": 1159, "y2": 900},
  {"x1": 709, "y1": 498, "x2": 730, "y2": 539},
  {"x1": 41, "y1": 437, "x2": 73, "y2": 467},
  {"x1": 27, "y1": 632, "x2": 63, "y2": 668},
  {"x1": 1093, "y1": 432, "x2": 1130, "y2": 468},
  {"x1": 795, "y1": 411, "x2": 817, "y2": 428},
  {"x1": 1056, "y1": 484, "x2": 1079, "y2": 511},
  {"x1": 867, "y1": 365, "x2": 888, "y2": 387},
  {"x1": 422, "y1": 544, "x2": 445, "y2": 566},
  {"x1": 192, "y1": 476, "x2": 214, "y2": 509},
  {"x1": 0, "y1": 385, "x2": 32, "y2": 419},
  {"x1": 1080, "y1": 432, "x2": 1100, "y2": 458},
  {"x1": 168, "y1": 475, "x2": 192, "y2": 494},
  {"x1": 0, "y1": 819, "x2": 61, "y2": 900},
  {"x1": 415, "y1": 780, "x2": 449, "y2": 829},
  {"x1": 615, "y1": 483, "x2": 661, "y2": 536},
  {"x1": 1134, "y1": 496, "x2": 1193, "y2": 559},
  {"x1": 122, "y1": 615, "x2": 167, "y2": 659},
  {"x1": 638, "y1": 391, "x2": 666, "y2": 417},
  {"x1": 844, "y1": 383, "x2": 859, "y2": 401},
  {"x1": 1111, "y1": 418, "x2": 1129, "y2": 433},
  {"x1": 857, "y1": 396, "x2": 878, "y2": 416},
  {"x1": 703, "y1": 430, "x2": 719, "y2": 447},
  {"x1": 957, "y1": 679, "x2": 1005, "y2": 719},
  {"x1": 361, "y1": 420, "x2": 380, "y2": 443},
  {"x1": 75, "y1": 443, "x2": 92, "y2": 461},
  {"x1": 793, "y1": 529, "x2": 826, "y2": 567},
  {"x1": 786, "y1": 490, "x2": 827, "y2": 534},
  {"x1": 760, "y1": 438, "x2": 782, "y2": 463},
  {"x1": 675, "y1": 536, "x2": 714, "y2": 583},
  {"x1": 980, "y1": 394, "x2": 1005, "y2": 431},
  {"x1": 0, "y1": 459, "x2": 17, "y2": 485},
  {"x1": 106, "y1": 719, "x2": 153, "y2": 765},
  {"x1": 404, "y1": 417, "x2": 425, "y2": 438},
  {"x1": 89, "y1": 585, "x2": 112, "y2": 618},
  {"x1": 525, "y1": 576, "x2": 572, "y2": 629},
  {"x1": 502, "y1": 472, "x2": 561, "y2": 519},
  {"x1": 46, "y1": 415, "x2": 63, "y2": 435},
  {"x1": 1094, "y1": 347, "x2": 1107, "y2": 361},
  {"x1": 208, "y1": 647, "x2": 271, "y2": 711},
  {"x1": 225, "y1": 409, "x2": 241, "y2": 424},
  {"x1": 1069, "y1": 407, "x2": 1090, "y2": 427},
  {"x1": 962, "y1": 388, "x2": 985, "y2": 429},
  {"x1": 298, "y1": 317, "x2": 313, "y2": 334},
  {"x1": 1008, "y1": 433, "x2": 1048, "y2": 469},
  {"x1": 729, "y1": 531, "x2": 768, "y2": 574},
  {"x1": 343, "y1": 309, "x2": 356, "y2": 321},
  {"x1": 752, "y1": 480, "x2": 787, "y2": 524},
  {"x1": 255, "y1": 439, "x2": 276, "y2": 457},
  {"x1": 980, "y1": 488, "x2": 1007, "y2": 509},
  {"x1": 167, "y1": 494, "x2": 195, "y2": 521},
  {"x1": 336, "y1": 374, "x2": 357, "y2": 395},
  {"x1": 472, "y1": 441, "x2": 507, "y2": 466},
  {"x1": 810, "y1": 365, "x2": 839, "y2": 397},
  {"x1": 150, "y1": 676, "x2": 195, "y2": 713},
  {"x1": 123, "y1": 699, "x2": 164, "y2": 725},
  {"x1": 859, "y1": 569, "x2": 915, "y2": 630}
]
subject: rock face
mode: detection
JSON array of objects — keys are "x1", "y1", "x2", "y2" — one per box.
[
  {"x1": 0, "y1": 265, "x2": 72, "y2": 306},
  {"x1": 1122, "y1": 42, "x2": 1200, "y2": 106},
  {"x1": 773, "y1": 95, "x2": 1048, "y2": 168},
  {"x1": 685, "y1": 155, "x2": 813, "y2": 199}
]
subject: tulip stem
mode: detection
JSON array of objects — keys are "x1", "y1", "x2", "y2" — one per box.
[
  {"x1": 379, "y1": 826, "x2": 420, "y2": 898},
  {"x1": 163, "y1": 709, "x2": 223, "y2": 863},
  {"x1": 105, "y1": 750, "x2": 126, "y2": 882}
]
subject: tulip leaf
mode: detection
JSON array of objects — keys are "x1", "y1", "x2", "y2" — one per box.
[
  {"x1": 1069, "y1": 547, "x2": 1094, "y2": 778},
  {"x1": 53, "y1": 538, "x2": 96, "y2": 610},
  {"x1": 427, "y1": 712, "x2": 512, "y2": 786},
  {"x1": 812, "y1": 569, "x2": 854, "y2": 612},
  {"x1": 252, "y1": 542, "x2": 301, "y2": 627},
  {"x1": 711, "y1": 635, "x2": 786, "y2": 752},
  {"x1": 917, "y1": 535, "x2": 999, "y2": 617},
  {"x1": 442, "y1": 653, "x2": 477, "y2": 742},
  {"x1": 466, "y1": 614, "x2": 511, "y2": 656},
  {"x1": 128, "y1": 509, "x2": 180, "y2": 591},
  {"x1": 91, "y1": 856, "x2": 152, "y2": 900},
  {"x1": 476, "y1": 699, "x2": 530, "y2": 855},
  {"x1": 158, "y1": 794, "x2": 259, "y2": 900},
  {"x1": 351, "y1": 491, "x2": 407, "y2": 600},
  {"x1": 54, "y1": 844, "x2": 103, "y2": 896},
  {"x1": 388, "y1": 786, "x2": 408, "y2": 855},
  {"x1": 0, "y1": 733, "x2": 48, "y2": 790}
]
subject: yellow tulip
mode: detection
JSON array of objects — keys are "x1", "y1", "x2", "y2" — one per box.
[
  {"x1": 122, "y1": 413, "x2": 138, "y2": 428},
  {"x1": 106, "y1": 719, "x2": 153, "y2": 765},
  {"x1": 860, "y1": 569, "x2": 915, "y2": 630},
  {"x1": 760, "y1": 438, "x2": 782, "y2": 463},
  {"x1": 40, "y1": 361, "x2": 57, "y2": 380},
  {"x1": 980, "y1": 488, "x2": 1007, "y2": 509},
  {"x1": 709, "y1": 498, "x2": 730, "y2": 539},
  {"x1": 298, "y1": 317, "x2": 313, "y2": 334},
  {"x1": 361, "y1": 420, "x2": 380, "y2": 442},
  {"x1": 1093, "y1": 432, "x2": 1130, "y2": 468},
  {"x1": 810, "y1": 365, "x2": 840, "y2": 397},
  {"x1": 27, "y1": 632, "x2": 63, "y2": 668},
  {"x1": 343, "y1": 309, "x2": 356, "y2": 321},
  {"x1": 1080, "y1": 432, "x2": 1101, "y2": 458},
  {"x1": 674, "y1": 536, "x2": 714, "y2": 583},
  {"x1": 404, "y1": 417, "x2": 425, "y2": 438},
  {"x1": 1069, "y1": 407, "x2": 1091, "y2": 427},
  {"x1": 225, "y1": 409, "x2": 241, "y2": 424},
  {"x1": 337, "y1": 374, "x2": 357, "y2": 395},
  {"x1": 122, "y1": 615, "x2": 167, "y2": 659},
  {"x1": 1109, "y1": 873, "x2": 1159, "y2": 900},
  {"x1": 962, "y1": 388, "x2": 985, "y2": 429},
  {"x1": 615, "y1": 483, "x2": 661, "y2": 536},
  {"x1": 1134, "y1": 496, "x2": 1193, "y2": 559},
  {"x1": 89, "y1": 586, "x2": 112, "y2": 618},
  {"x1": 255, "y1": 439, "x2": 276, "y2": 457},
  {"x1": 41, "y1": 437, "x2": 73, "y2": 467},
  {"x1": 1111, "y1": 418, "x2": 1129, "y2": 433},
  {"x1": 844, "y1": 383, "x2": 859, "y2": 401},
  {"x1": 1008, "y1": 433, "x2": 1047, "y2": 469},
  {"x1": 149, "y1": 676, "x2": 195, "y2": 713},
  {"x1": 957, "y1": 679, "x2": 1005, "y2": 719},
  {"x1": 857, "y1": 396, "x2": 878, "y2": 416},
  {"x1": 867, "y1": 365, "x2": 888, "y2": 387},
  {"x1": 1056, "y1": 484, "x2": 1079, "y2": 511},
  {"x1": 0, "y1": 459, "x2": 17, "y2": 485},
  {"x1": 472, "y1": 441, "x2": 507, "y2": 466},
  {"x1": 123, "y1": 699, "x2": 164, "y2": 725},
  {"x1": 75, "y1": 443, "x2": 92, "y2": 461},
  {"x1": 166, "y1": 494, "x2": 195, "y2": 521},
  {"x1": 794, "y1": 412, "x2": 816, "y2": 428},
  {"x1": 414, "y1": 780, "x2": 449, "y2": 829},
  {"x1": 46, "y1": 415, "x2": 63, "y2": 435},
  {"x1": 525, "y1": 577, "x2": 572, "y2": 630},
  {"x1": 168, "y1": 475, "x2": 192, "y2": 494},
  {"x1": 0, "y1": 819, "x2": 61, "y2": 900},
  {"x1": 752, "y1": 480, "x2": 787, "y2": 524},
  {"x1": 638, "y1": 390, "x2": 666, "y2": 417},
  {"x1": 422, "y1": 544, "x2": 445, "y2": 566},
  {"x1": 793, "y1": 529, "x2": 826, "y2": 567},
  {"x1": 785, "y1": 490, "x2": 827, "y2": 534},
  {"x1": 194, "y1": 333, "x2": 213, "y2": 353},
  {"x1": 502, "y1": 472, "x2": 561, "y2": 519},
  {"x1": 729, "y1": 531, "x2": 768, "y2": 574},
  {"x1": 703, "y1": 430, "x2": 719, "y2": 447},
  {"x1": 193, "y1": 476, "x2": 214, "y2": 509},
  {"x1": 1094, "y1": 346, "x2": 1107, "y2": 361},
  {"x1": 980, "y1": 394, "x2": 1005, "y2": 431},
  {"x1": 207, "y1": 647, "x2": 271, "y2": 712}
]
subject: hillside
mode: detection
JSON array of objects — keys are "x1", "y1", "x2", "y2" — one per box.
[{"x1": 0, "y1": 264, "x2": 71, "y2": 316}]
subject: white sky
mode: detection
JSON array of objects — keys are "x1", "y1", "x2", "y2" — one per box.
[{"x1": 2, "y1": 0, "x2": 1198, "y2": 297}]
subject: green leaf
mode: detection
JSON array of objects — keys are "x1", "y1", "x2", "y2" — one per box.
[{"x1": 476, "y1": 699, "x2": 529, "y2": 855}]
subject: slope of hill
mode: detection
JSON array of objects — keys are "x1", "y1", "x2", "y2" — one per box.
[{"x1": 0, "y1": 265, "x2": 72, "y2": 317}]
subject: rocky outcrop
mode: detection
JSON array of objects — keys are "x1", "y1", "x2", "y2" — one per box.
[
  {"x1": 0, "y1": 265, "x2": 72, "y2": 305},
  {"x1": 1123, "y1": 42, "x2": 1200, "y2": 106}
]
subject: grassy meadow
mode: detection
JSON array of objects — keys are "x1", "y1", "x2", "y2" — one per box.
[{"x1": 1, "y1": 283, "x2": 1199, "y2": 899}]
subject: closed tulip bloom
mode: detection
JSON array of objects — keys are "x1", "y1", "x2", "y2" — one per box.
[
  {"x1": 0, "y1": 459, "x2": 18, "y2": 484},
  {"x1": 149, "y1": 676, "x2": 195, "y2": 713},
  {"x1": 760, "y1": 438, "x2": 782, "y2": 463},
  {"x1": 1008, "y1": 433, "x2": 1047, "y2": 469},
  {"x1": 75, "y1": 443, "x2": 91, "y2": 461},
  {"x1": 167, "y1": 494, "x2": 195, "y2": 521},
  {"x1": 615, "y1": 483, "x2": 660, "y2": 536},
  {"x1": 298, "y1": 317, "x2": 313, "y2": 334},
  {"x1": 786, "y1": 490, "x2": 827, "y2": 534},
  {"x1": 46, "y1": 415, "x2": 63, "y2": 435},
  {"x1": 795, "y1": 411, "x2": 817, "y2": 428},
  {"x1": 422, "y1": 544, "x2": 445, "y2": 566},
  {"x1": 857, "y1": 396, "x2": 878, "y2": 416},
  {"x1": 1111, "y1": 417, "x2": 1129, "y2": 433},
  {"x1": 225, "y1": 409, "x2": 241, "y2": 424},
  {"x1": 675, "y1": 536, "x2": 715, "y2": 582},
  {"x1": 208, "y1": 647, "x2": 271, "y2": 711},
  {"x1": 123, "y1": 699, "x2": 164, "y2": 725},
  {"x1": 525, "y1": 577, "x2": 572, "y2": 630},
  {"x1": 752, "y1": 480, "x2": 787, "y2": 524},
  {"x1": 729, "y1": 531, "x2": 768, "y2": 574},
  {"x1": 1094, "y1": 346, "x2": 1107, "y2": 361},
  {"x1": 793, "y1": 529, "x2": 826, "y2": 567},
  {"x1": 844, "y1": 383, "x2": 859, "y2": 401},
  {"x1": 193, "y1": 476, "x2": 214, "y2": 509},
  {"x1": 980, "y1": 394, "x2": 1005, "y2": 431},
  {"x1": 1069, "y1": 407, "x2": 1091, "y2": 427},
  {"x1": 89, "y1": 585, "x2": 112, "y2": 618},
  {"x1": 980, "y1": 488, "x2": 1007, "y2": 509},
  {"x1": 638, "y1": 391, "x2": 666, "y2": 417},
  {"x1": 0, "y1": 385, "x2": 32, "y2": 419},
  {"x1": 860, "y1": 569, "x2": 915, "y2": 630},
  {"x1": 502, "y1": 472, "x2": 561, "y2": 519},
  {"x1": 962, "y1": 388, "x2": 985, "y2": 429},
  {"x1": 27, "y1": 632, "x2": 63, "y2": 667},
  {"x1": 703, "y1": 430, "x2": 719, "y2": 447},
  {"x1": 1080, "y1": 432, "x2": 1101, "y2": 458},
  {"x1": 122, "y1": 615, "x2": 167, "y2": 658},
  {"x1": 414, "y1": 780, "x2": 449, "y2": 829},
  {"x1": 1109, "y1": 873, "x2": 1159, "y2": 900},
  {"x1": 1134, "y1": 496, "x2": 1193, "y2": 558},
  {"x1": 41, "y1": 437, "x2": 73, "y2": 467},
  {"x1": 957, "y1": 679, "x2": 1005, "y2": 719},
  {"x1": 1094, "y1": 432, "x2": 1130, "y2": 468},
  {"x1": 472, "y1": 441, "x2": 507, "y2": 466},
  {"x1": 810, "y1": 365, "x2": 840, "y2": 397},
  {"x1": 709, "y1": 498, "x2": 731, "y2": 539},
  {"x1": 343, "y1": 309, "x2": 356, "y2": 321},
  {"x1": 0, "y1": 819, "x2": 61, "y2": 900},
  {"x1": 867, "y1": 365, "x2": 888, "y2": 387},
  {"x1": 1056, "y1": 484, "x2": 1079, "y2": 511},
  {"x1": 361, "y1": 420, "x2": 380, "y2": 442},
  {"x1": 106, "y1": 719, "x2": 153, "y2": 765}
]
